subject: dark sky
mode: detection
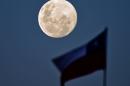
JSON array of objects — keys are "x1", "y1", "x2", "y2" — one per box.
[{"x1": 0, "y1": 0, "x2": 130, "y2": 86}]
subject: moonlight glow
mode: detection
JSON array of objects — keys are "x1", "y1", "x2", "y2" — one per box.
[{"x1": 38, "y1": 0, "x2": 77, "y2": 38}]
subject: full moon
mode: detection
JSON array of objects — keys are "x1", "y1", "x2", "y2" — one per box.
[{"x1": 38, "y1": 0, "x2": 77, "y2": 38}]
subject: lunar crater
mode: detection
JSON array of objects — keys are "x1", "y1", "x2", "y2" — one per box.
[{"x1": 38, "y1": 0, "x2": 77, "y2": 38}]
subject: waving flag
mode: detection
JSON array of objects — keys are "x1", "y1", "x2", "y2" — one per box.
[{"x1": 52, "y1": 28, "x2": 108, "y2": 86}]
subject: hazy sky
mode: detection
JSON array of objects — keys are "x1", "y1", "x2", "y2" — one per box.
[{"x1": 0, "y1": 0, "x2": 130, "y2": 86}]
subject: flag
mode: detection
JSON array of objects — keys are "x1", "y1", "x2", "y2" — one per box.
[{"x1": 52, "y1": 28, "x2": 107, "y2": 86}]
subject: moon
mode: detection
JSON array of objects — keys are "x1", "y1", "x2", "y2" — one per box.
[{"x1": 38, "y1": 0, "x2": 77, "y2": 38}]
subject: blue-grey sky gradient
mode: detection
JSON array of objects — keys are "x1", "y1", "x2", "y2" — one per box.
[{"x1": 0, "y1": 0, "x2": 130, "y2": 86}]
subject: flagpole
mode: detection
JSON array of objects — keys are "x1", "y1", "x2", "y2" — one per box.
[
  {"x1": 61, "y1": 82, "x2": 64, "y2": 86},
  {"x1": 103, "y1": 64, "x2": 107, "y2": 86},
  {"x1": 60, "y1": 76, "x2": 64, "y2": 86},
  {"x1": 61, "y1": 81, "x2": 64, "y2": 86},
  {"x1": 103, "y1": 27, "x2": 107, "y2": 86}
]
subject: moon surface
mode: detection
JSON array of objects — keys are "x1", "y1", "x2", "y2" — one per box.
[{"x1": 38, "y1": 0, "x2": 77, "y2": 38}]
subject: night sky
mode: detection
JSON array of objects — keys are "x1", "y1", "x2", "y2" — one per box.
[{"x1": 0, "y1": 0, "x2": 130, "y2": 86}]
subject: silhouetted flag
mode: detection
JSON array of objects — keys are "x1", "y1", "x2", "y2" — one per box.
[{"x1": 52, "y1": 28, "x2": 107, "y2": 86}]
